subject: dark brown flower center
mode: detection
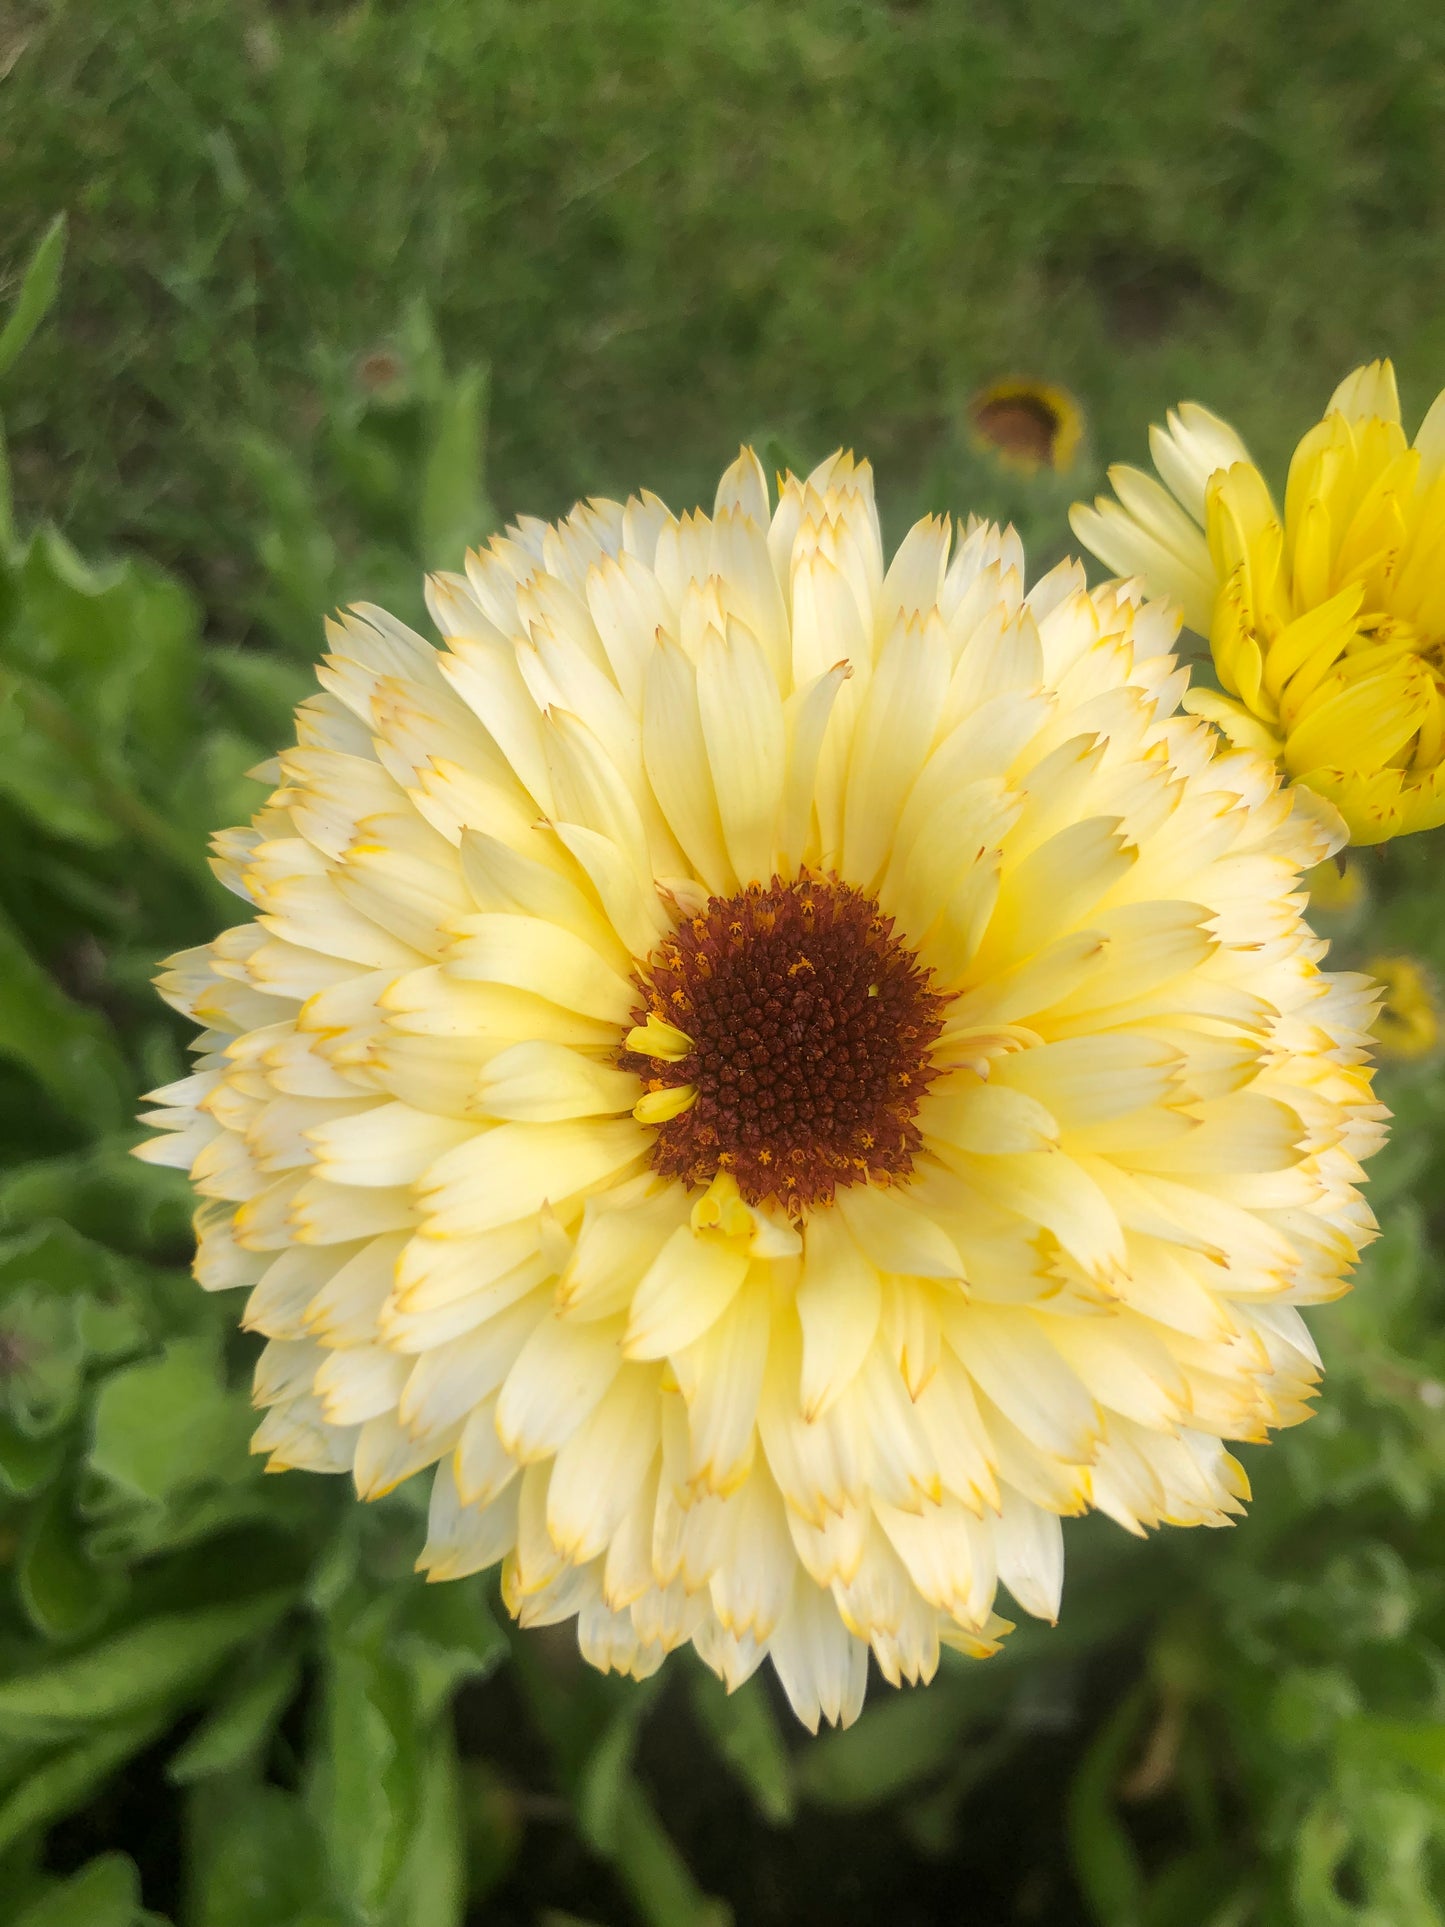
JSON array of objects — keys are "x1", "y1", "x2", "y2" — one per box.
[{"x1": 622, "y1": 875, "x2": 947, "y2": 1217}]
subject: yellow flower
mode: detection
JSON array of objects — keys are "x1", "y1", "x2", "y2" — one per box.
[
  {"x1": 969, "y1": 378, "x2": 1085, "y2": 475},
  {"x1": 139, "y1": 451, "x2": 1385, "y2": 1730},
  {"x1": 1366, "y1": 955, "x2": 1440, "y2": 1061},
  {"x1": 1071, "y1": 361, "x2": 1445, "y2": 843}
]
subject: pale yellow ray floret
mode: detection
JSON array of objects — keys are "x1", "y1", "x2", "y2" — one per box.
[{"x1": 139, "y1": 447, "x2": 1384, "y2": 1732}]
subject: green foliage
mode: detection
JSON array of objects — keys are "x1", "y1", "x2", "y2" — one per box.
[{"x1": 2, "y1": 11, "x2": 1445, "y2": 1924}]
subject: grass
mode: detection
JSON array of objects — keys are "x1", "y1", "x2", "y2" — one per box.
[
  {"x1": 5, "y1": 4, "x2": 1445, "y2": 1925},
  {"x1": 9, "y1": 0, "x2": 1445, "y2": 608}
]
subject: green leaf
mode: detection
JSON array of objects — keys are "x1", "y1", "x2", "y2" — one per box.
[
  {"x1": 14, "y1": 534, "x2": 202, "y2": 774},
  {"x1": 17, "y1": 1473, "x2": 124, "y2": 1640},
  {"x1": 606, "y1": 1775, "x2": 732, "y2": 1927},
  {"x1": 0, "y1": 1285, "x2": 86, "y2": 1436},
  {"x1": 88, "y1": 1338, "x2": 254, "y2": 1506},
  {"x1": 0, "y1": 1219, "x2": 128, "y2": 1302},
  {"x1": 0, "y1": 1414, "x2": 67, "y2": 1496},
  {"x1": 0, "y1": 1590, "x2": 292, "y2": 1737},
  {"x1": 391, "y1": 1574, "x2": 509, "y2": 1720},
  {"x1": 577, "y1": 1707, "x2": 642, "y2": 1855},
  {"x1": 0, "y1": 1709, "x2": 167, "y2": 1860},
  {"x1": 1066, "y1": 1684, "x2": 1149, "y2": 1927},
  {"x1": 0, "y1": 408, "x2": 14, "y2": 554},
  {"x1": 797, "y1": 1681, "x2": 972, "y2": 1808},
  {"x1": 0, "y1": 907, "x2": 131, "y2": 1131},
  {"x1": 167, "y1": 1643, "x2": 301, "y2": 1784},
  {"x1": 207, "y1": 647, "x2": 313, "y2": 747},
  {"x1": 418, "y1": 362, "x2": 493, "y2": 570},
  {"x1": 309, "y1": 1638, "x2": 424, "y2": 1918},
  {"x1": 0, "y1": 214, "x2": 67, "y2": 383},
  {"x1": 185, "y1": 1782, "x2": 337, "y2": 1927},
  {"x1": 11, "y1": 1852, "x2": 140, "y2": 1927},
  {"x1": 688, "y1": 1668, "x2": 795, "y2": 1826},
  {"x1": 1341, "y1": 1714, "x2": 1445, "y2": 1777},
  {"x1": 393, "y1": 1718, "x2": 467, "y2": 1927},
  {"x1": 457, "y1": 1762, "x2": 521, "y2": 1909}
]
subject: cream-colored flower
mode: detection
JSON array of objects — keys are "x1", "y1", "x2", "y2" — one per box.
[{"x1": 139, "y1": 452, "x2": 1385, "y2": 1730}]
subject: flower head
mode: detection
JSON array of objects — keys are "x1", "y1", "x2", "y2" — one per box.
[
  {"x1": 1071, "y1": 362, "x2": 1445, "y2": 843},
  {"x1": 140, "y1": 451, "x2": 1384, "y2": 1729},
  {"x1": 969, "y1": 377, "x2": 1084, "y2": 474}
]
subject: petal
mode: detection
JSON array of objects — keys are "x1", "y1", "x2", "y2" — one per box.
[
  {"x1": 447, "y1": 913, "x2": 636, "y2": 1023},
  {"x1": 623, "y1": 1226, "x2": 750, "y2": 1360},
  {"x1": 419, "y1": 1118, "x2": 647, "y2": 1237},
  {"x1": 696, "y1": 622, "x2": 787, "y2": 886},
  {"x1": 495, "y1": 1309, "x2": 625, "y2": 1460},
  {"x1": 796, "y1": 1209, "x2": 882, "y2": 1420},
  {"x1": 475, "y1": 1041, "x2": 639, "y2": 1122}
]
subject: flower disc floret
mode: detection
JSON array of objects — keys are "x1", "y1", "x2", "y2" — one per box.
[{"x1": 623, "y1": 874, "x2": 947, "y2": 1214}]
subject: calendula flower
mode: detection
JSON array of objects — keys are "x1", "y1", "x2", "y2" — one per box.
[
  {"x1": 1071, "y1": 362, "x2": 1445, "y2": 844},
  {"x1": 139, "y1": 452, "x2": 1384, "y2": 1730},
  {"x1": 969, "y1": 378, "x2": 1085, "y2": 475},
  {"x1": 1366, "y1": 955, "x2": 1440, "y2": 1061}
]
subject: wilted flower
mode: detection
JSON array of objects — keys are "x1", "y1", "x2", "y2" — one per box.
[
  {"x1": 969, "y1": 378, "x2": 1084, "y2": 475},
  {"x1": 140, "y1": 452, "x2": 1383, "y2": 1729},
  {"x1": 1071, "y1": 362, "x2": 1445, "y2": 843}
]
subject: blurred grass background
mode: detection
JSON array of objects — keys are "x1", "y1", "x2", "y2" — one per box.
[{"x1": 3, "y1": 2, "x2": 1445, "y2": 1923}]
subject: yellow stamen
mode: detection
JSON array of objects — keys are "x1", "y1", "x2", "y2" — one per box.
[
  {"x1": 624, "y1": 1015, "x2": 695, "y2": 1061},
  {"x1": 633, "y1": 1084, "x2": 697, "y2": 1124},
  {"x1": 690, "y1": 1170, "x2": 755, "y2": 1242}
]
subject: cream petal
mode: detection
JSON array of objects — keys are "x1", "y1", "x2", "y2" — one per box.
[
  {"x1": 450, "y1": 1396, "x2": 518, "y2": 1509},
  {"x1": 419, "y1": 1118, "x2": 648, "y2": 1238},
  {"x1": 671, "y1": 1274, "x2": 771, "y2": 1495},
  {"x1": 554, "y1": 820, "x2": 672, "y2": 958},
  {"x1": 475, "y1": 1041, "x2": 639, "y2": 1122},
  {"x1": 779, "y1": 662, "x2": 850, "y2": 873},
  {"x1": 696, "y1": 622, "x2": 787, "y2": 885},
  {"x1": 942, "y1": 1302, "x2": 1100, "y2": 1464},
  {"x1": 796, "y1": 1210, "x2": 882, "y2": 1421},
  {"x1": 244, "y1": 1245, "x2": 354, "y2": 1339},
  {"x1": 707, "y1": 1469, "x2": 794, "y2": 1642},
  {"x1": 1149, "y1": 403, "x2": 1254, "y2": 523},
  {"x1": 315, "y1": 1344, "x2": 408, "y2": 1426},
  {"x1": 993, "y1": 1033, "x2": 1182, "y2": 1129},
  {"x1": 918, "y1": 1080, "x2": 1060, "y2": 1156},
  {"x1": 875, "y1": 1495, "x2": 997, "y2": 1628},
  {"x1": 495, "y1": 1309, "x2": 626, "y2": 1460},
  {"x1": 446, "y1": 913, "x2": 636, "y2": 1023},
  {"x1": 623, "y1": 1226, "x2": 750, "y2": 1360},
  {"x1": 307, "y1": 1102, "x2": 473, "y2": 1186},
  {"x1": 559, "y1": 1185, "x2": 692, "y2": 1319},
  {"x1": 419, "y1": 1455, "x2": 520, "y2": 1581},
  {"x1": 768, "y1": 1570, "x2": 869, "y2": 1734},
  {"x1": 353, "y1": 1410, "x2": 445, "y2": 1499},
  {"x1": 1043, "y1": 1315, "x2": 1188, "y2": 1430},
  {"x1": 994, "y1": 1488, "x2": 1065, "y2": 1621},
  {"x1": 841, "y1": 614, "x2": 949, "y2": 891},
  {"x1": 547, "y1": 1363, "x2": 660, "y2": 1560},
  {"x1": 458, "y1": 828, "x2": 623, "y2": 957},
  {"x1": 834, "y1": 1185, "x2": 963, "y2": 1280},
  {"x1": 642, "y1": 638, "x2": 733, "y2": 894},
  {"x1": 913, "y1": 1351, "x2": 1001, "y2": 1513}
]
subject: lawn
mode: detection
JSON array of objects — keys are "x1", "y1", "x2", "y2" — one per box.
[{"x1": 3, "y1": 2, "x2": 1445, "y2": 1923}]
